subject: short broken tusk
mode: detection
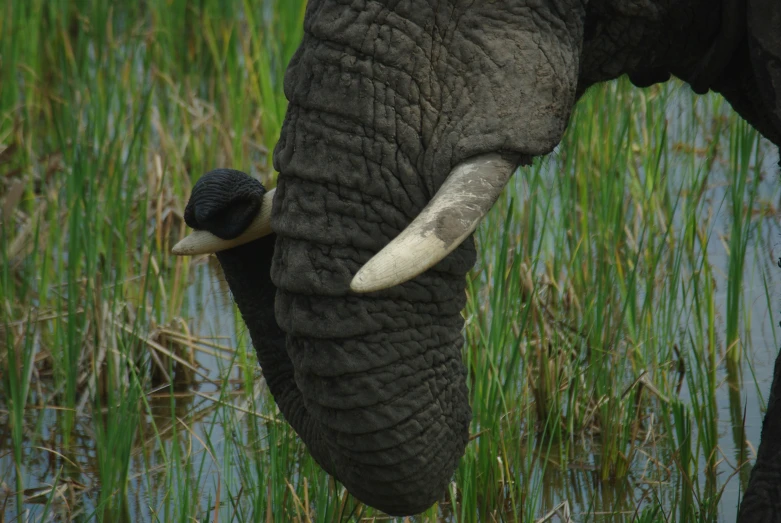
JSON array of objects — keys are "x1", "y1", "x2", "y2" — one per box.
[
  {"x1": 350, "y1": 153, "x2": 517, "y2": 293},
  {"x1": 171, "y1": 189, "x2": 275, "y2": 256}
]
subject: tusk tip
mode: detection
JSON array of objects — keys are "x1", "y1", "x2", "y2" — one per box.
[
  {"x1": 349, "y1": 265, "x2": 389, "y2": 294},
  {"x1": 350, "y1": 261, "x2": 411, "y2": 294},
  {"x1": 171, "y1": 236, "x2": 205, "y2": 256},
  {"x1": 171, "y1": 229, "x2": 227, "y2": 256},
  {"x1": 349, "y1": 271, "x2": 372, "y2": 294}
]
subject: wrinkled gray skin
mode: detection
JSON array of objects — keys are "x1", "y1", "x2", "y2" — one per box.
[{"x1": 183, "y1": 0, "x2": 781, "y2": 517}]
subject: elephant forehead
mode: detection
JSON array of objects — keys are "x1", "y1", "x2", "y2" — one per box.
[{"x1": 279, "y1": 0, "x2": 584, "y2": 193}]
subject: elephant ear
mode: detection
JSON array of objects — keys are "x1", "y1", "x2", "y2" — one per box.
[{"x1": 747, "y1": 0, "x2": 781, "y2": 134}]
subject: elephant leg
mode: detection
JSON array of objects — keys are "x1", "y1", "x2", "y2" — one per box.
[{"x1": 738, "y1": 349, "x2": 781, "y2": 521}]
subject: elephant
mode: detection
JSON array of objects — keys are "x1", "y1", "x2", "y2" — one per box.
[{"x1": 173, "y1": 0, "x2": 781, "y2": 517}]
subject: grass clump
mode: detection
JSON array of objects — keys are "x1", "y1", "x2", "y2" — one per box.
[{"x1": 463, "y1": 80, "x2": 776, "y2": 521}]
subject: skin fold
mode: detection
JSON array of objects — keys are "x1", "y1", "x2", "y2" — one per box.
[{"x1": 182, "y1": 1, "x2": 781, "y2": 517}]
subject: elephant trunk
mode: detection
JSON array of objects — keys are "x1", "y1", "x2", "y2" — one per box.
[
  {"x1": 217, "y1": 232, "x2": 473, "y2": 516},
  {"x1": 213, "y1": 1, "x2": 585, "y2": 514},
  {"x1": 215, "y1": 237, "x2": 338, "y2": 476},
  {"x1": 266, "y1": 94, "x2": 476, "y2": 513}
]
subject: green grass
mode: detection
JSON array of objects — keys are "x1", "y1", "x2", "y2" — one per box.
[{"x1": 1, "y1": 2, "x2": 779, "y2": 521}]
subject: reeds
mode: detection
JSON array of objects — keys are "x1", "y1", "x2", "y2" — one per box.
[{"x1": 1, "y1": 2, "x2": 778, "y2": 521}]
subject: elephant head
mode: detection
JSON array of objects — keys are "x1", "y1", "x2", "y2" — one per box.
[{"x1": 174, "y1": 0, "x2": 781, "y2": 516}]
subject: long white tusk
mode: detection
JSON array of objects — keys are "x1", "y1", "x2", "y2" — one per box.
[
  {"x1": 171, "y1": 189, "x2": 275, "y2": 256},
  {"x1": 350, "y1": 153, "x2": 517, "y2": 293}
]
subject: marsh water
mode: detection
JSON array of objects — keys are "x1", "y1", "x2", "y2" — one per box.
[{"x1": 2, "y1": 86, "x2": 781, "y2": 522}]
